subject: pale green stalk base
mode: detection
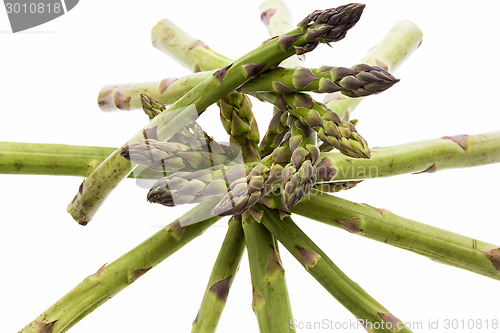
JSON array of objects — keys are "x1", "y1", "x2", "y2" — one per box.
[
  {"x1": 259, "y1": 205, "x2": 412, "y2": 333},
  {"x1": 20, "y1": 198, "x2": 221, "y2": 333},
  {"x1": 192, "y1": 216, "x2": 245, "y2": 333},
  {"x1": 97, "y1": 73, "x2": 210, "y2": 112},
  {"x1": 151, "y1": 18, "x2": 231, "y2": 72},
  {"x1": 291, "y1": 190, "x2": 500, "y2": 280},
  {"x1": 0, "y1": 142, "x2": 113, "y2": 177},
  {"x1": 317, "y1": 131, "x2": 500, "y2": 182}
]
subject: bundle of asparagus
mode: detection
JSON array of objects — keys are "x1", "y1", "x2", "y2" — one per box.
[{"x1": 2, "y1": 1, "x2": 499, "y2": 333}]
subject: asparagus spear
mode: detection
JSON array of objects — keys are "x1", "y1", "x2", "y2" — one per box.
[
  {"x1": 242, "y1": 211, "x2": 294, "y2": 333},
  {"x1": 147, "y1": 164, "x2": 250, "y2": 206},
  {"x1": 69, "y1": 3, "x2": 366, "y2": 225},
  {"x1": 20, "y1": 198, "x2": 221, "y2": 333},
  {"x1": 290, "y1": 190, "x2": 500, "y2": 280},
  {"x1": 97, "y1": 63, "x2": 397, "y2": 112},
  {"x1": 192, "y1": 216, "x2": 246, "y2": 333},
  {"x1": 259, "y1": 92, "x2": 372, "y2": 157},
  {"x1": 259, "y1": 206, "x2": 412, "y2": 333},
  {"x1": 315, "y1": 132, "x2": 500, "y2": 182}
]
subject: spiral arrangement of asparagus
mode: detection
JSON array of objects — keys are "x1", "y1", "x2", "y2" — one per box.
[{"x1": 19, "y1": 3, "x2": 500, "y2": 333}]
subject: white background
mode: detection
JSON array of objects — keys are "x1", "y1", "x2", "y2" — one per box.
[{"x1": 1, "y1": 1, "x2": 500, "y2": 332}]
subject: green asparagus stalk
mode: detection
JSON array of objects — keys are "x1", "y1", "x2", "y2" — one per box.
[
  {"x1": 20, "y1": 198, "x2": 221, "y2": 333},
  {"x1": 69, "y1": 4, "x2": 365, "y2": 224},
  {"x1": 97, "y1": 64, "x2": 396, "y2": 112},
  {"x1": 259, "y1": 205, "x2": 412, "y2": 333},
  {"x1": 291, "y1": 189, "x2": 500, "y2": 279},
  {"x1": 192, "y1": 216, "x2": 246, "y2": 333},
  {"x1": 242, "y1": 211, "x2": 294, "y2": 333},
  {"x1": 0, "y1": 142, "x2": 112, "y2": 177},
  {"x1": 315, "y1": 131, "x2": 500, "y2": 182}
]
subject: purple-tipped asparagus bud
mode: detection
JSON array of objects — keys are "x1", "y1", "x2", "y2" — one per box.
[
  {"x1": 280, "y1": 94, "x2": 371, "y2": 159},
  {"x1": 121, "y1": 139, "x2": 241, "y2": 172},
  {"x1": 121, "y1": 139, "x2": 190, "y2": 172},
  {"x1": 298, "y1": 4, "x2": 365, "y2": 46},
  {"x1": 140, "y1": 94, "x2": 166, "y2": 119},
  {"x1": 147, "y1": 165, "x2": 250, "y2": 206},
  {"x1": 317, "y1": 110, "x2": 371, "y2": 158},
  {"x1": 331, "y1": 64, "x2": 399, "y2": 97}
]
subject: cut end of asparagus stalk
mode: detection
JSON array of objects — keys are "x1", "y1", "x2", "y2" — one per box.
[{"x1": 97, "y1": 86, "x2": 132, "y2": 112}]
